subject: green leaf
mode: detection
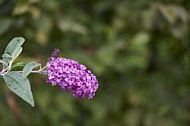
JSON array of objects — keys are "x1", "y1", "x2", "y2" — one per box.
[
  {"x1": 12, "y1": 47, "x2": 23, "y2": 60},
  {"x1": 22, "y1": 62, "x2": 41, "y2": 78},
  {"x1": 3, "y1": 72, "x2": 34, "y2": 107},
  {"x1": 2, "y1": 54, "x2": 12, "y2": 58},
  {"x1": 11, "y1": 62, "x2": 26, "y2": 70},
  {"x1": 4, "y1": 37, "x2": 25, "y2": 55},
  {"x1": 3, "y1": 37, "x2": 25, "y2": 68},
  {"x1": 1, "y1": 54, "x2": 12, "y2": 68},
  {"x1": 0, "y1": 60, "x2": 8, "y2": 66}
]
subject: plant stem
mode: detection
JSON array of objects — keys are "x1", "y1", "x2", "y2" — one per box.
[{"x1": 0, "y1": 66, "x2": 47, "y2": 76}]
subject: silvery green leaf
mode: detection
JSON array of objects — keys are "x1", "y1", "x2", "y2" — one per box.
[
  {"x1": 3, "y1": 72, "x2": 34, "y2": 107},
  {"x1": 2, "y1": 54, "x2": 12, "y2": 58},
  {"x1": 12, "y1": 47, "x2": 23, "y2": 60},
  {"x1": 0, "y1": 59, "x2": 8, "y2": 66},
  {"x1": 11, "y1": 62, "x2": 26, "y2": 70},
  {"x1": 3, "y1": 37, "x2": 25, "y2": 68},
  {"x1": 22, "y1": 62, "x2": 41, "y2": 78},
  {"x1": 4, "y1": 37, "x2": 25, "y2": 55}
]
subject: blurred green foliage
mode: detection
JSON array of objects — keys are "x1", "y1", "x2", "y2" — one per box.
[{"x1": 0, "y1": 0, "x2": 190, "y2": 125}]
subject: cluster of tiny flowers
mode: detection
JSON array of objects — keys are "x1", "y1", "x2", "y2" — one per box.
[
  {"x1": 51, "y1": 48, "x2": 60, "y2": 59},
  {"x1": 46, "y1": 49, "x2": 99, "y2": 99}
]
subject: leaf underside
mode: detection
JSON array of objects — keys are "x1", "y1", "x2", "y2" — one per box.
[
  {"x1": 3, "y1": 72, "x2": 34, "y2": 107},
  {"x1": 2, "y1": 37, "x2": 25, "y2": 68},
  {"x1": 22, "y1": 62, "x2": 41, "y2": 78}
]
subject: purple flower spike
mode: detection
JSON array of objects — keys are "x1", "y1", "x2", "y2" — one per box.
[
  {"x1": 46, "y1": 50, "x2": 99, "y2": 99},
  {"x1": 48, "y1": 49, "x2": 60, "y2": 61}
]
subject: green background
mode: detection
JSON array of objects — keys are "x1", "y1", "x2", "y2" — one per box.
[{"x1": 0, "y1": 0, "x2": 190, "y2": 126}]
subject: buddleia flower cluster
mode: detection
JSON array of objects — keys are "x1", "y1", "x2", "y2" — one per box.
[
  {"x1": 0, "y1": 37, "x2": 99, "y2": 107},
  {"x1": 46, "y1": 49, "x2": 99, "y2": 99}
]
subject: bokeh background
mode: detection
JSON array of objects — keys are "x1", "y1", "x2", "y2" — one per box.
[{"x1": 0, "y1": 0, "x2": 190, "y2": 126}]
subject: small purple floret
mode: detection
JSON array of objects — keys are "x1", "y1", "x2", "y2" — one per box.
[
  {"x1": 48, "y1": 49, "x2": 60, "y2": 61},
  {"x1": 46, "y1": 49, "x2": 99, "y2": 99}
]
